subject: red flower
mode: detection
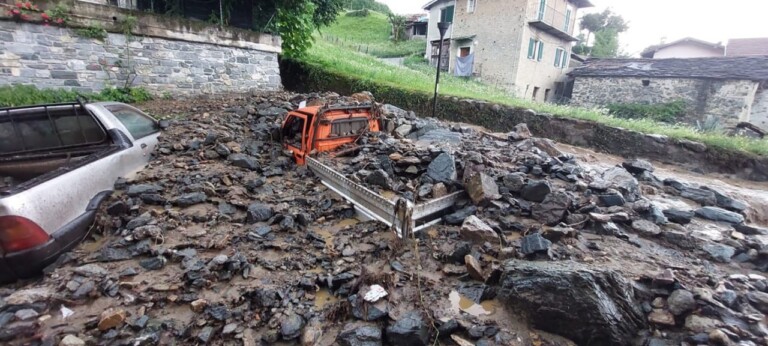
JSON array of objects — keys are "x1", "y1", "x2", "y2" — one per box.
[
  {"x1": 20, "y1": 14, "x2": 29, "y2": 20},
  {"x1": 41, "y1": 13, "x2": 49, "y2": 20},
  {"x1": 11, "y1": 9, "x2": 20, "y2": 15},
  {"x1": 55, "y1": 18, "x2": 63, "y2": 24},
  {"x1": 15, "y1": 3, "x2": 23, "y2": 8},
  {"x1": 24, "y1": 2, "x2": 31, "y2": 9}
]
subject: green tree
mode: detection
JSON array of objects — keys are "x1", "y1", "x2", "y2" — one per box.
[
  {"x1": 591, "y1": 28, "x2": 619, "y2": 58},
  {"x1": 388, "y1": 13, "x2": 406, "y2": 42},
  {"x1": 576, "y1": 8, "x2": 628, "y2": 57}
]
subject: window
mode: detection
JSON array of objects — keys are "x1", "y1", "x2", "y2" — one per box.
[
  {"x1": 440, "y1": 5, "x2": 454, "y2": 22},
  {"x1": 106, "y1": 106, "x2": 160, "y2": 140},
  {"x1": 532, "y1": 87, "x2": 540, "y2": 100},
  {"x1": 527, "y1": 38, "x2": 536, "y2": 59},
  {"x1": 544, "y1": 89, "x2": 551, "y2": 101},
  {"x1": 564, "y1": 6, "x2": 572, "y2": 32},
  {"x1": 642, "y1": 80, "x2": 651, "y2": 86},
  {"x1": 282, "y1": 115, "x2": 306, "y2": 149},
  {"x1": 537, "y1": 41, "x2": 544, "y2": 62},
  {"x1": 467, "y1": 0, "x2": 476, "y2": 13},
  {"x1": 459, "y1": 47, "x2": 471, "y2": 57},
  {"x1": 528, "y1": 39, "x2": 545, "y2": 61},
  {"x1": 537, "y1": 0, "x2": 546, "y2": 20},
  {"x1": 554, "y1": 47, "x2": 567, "y2": 68},
  {"x1": 0, "y1": 106, "x2": 107, "y2": 155},
  {"x1": 330, "y1": 118, "x2": 368, "y2": 137}
]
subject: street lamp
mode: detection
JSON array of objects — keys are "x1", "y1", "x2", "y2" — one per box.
[{"x1": 432, "y1": 21, "x2": 451, "y2": 119}]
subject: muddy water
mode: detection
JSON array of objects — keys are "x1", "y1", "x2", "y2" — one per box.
[
  {"x1": 448, "y1": 291, "x2": 500, "y2": 317},
  {"x1": 313, "y1": 288, "x2": 340, "y2": 309},
  {"x1": 313, "y1": 218, "x2": 359, "y2": 248}
]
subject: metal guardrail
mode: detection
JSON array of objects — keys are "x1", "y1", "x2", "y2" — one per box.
[{"x1": 307, "y1": 157, "x2": 465, "y2": 238}]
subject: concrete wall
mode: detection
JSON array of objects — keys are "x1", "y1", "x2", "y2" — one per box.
[
  {"x1": 571, "y1": 76, "x2": 759, "y2": 127},
  {"x1": 750, "y1": 85, "x2": 768, "y2": 129},
  {"x1": 425, "y1": 0, "x2": 456, "y2": 64},
  {"x1": 653, "y1": 43, "x2": 724, "y2": 59}
]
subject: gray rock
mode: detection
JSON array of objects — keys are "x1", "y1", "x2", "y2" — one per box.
[
  {"x1": 426, "y1": 152, "x2": 457, "y2": 183},
  {"x1": 502, "y1": 172, "x2": 526, "y2": 192},
  {"x1": 702, "y1": 187, "x2": 749, "y2": 212},
  {"x1": 72, "y1": 280, "x2": 95, "y2": 299},
  {"x1": 695, "y1": 207, "x2": 744, "y2": 224},
  {"x1": 466, "y1": 173, "x2": 499, "y2": 205},
  {"x1": 667, "y1": 289, "x2": 695, "y2": 315},
  {"x1": 139, "y1": 256, "x2": 167, "y2": 270},
  {"x1": 520, "y1": 180, "x2": 551, "y2": 203},
  {"x1": 173, "y1": 192, "x2": 207, "y2": 207},
  {"x1": 126, "y1": 184, "x2": 163, "y2": 197},
  {"x1": 747, "y1": 291, "x2": 768, "y2": 314},
  {"x1": 734, "y1": 224, "x2": 768, "y2": 235},
  {"x1": 650, "y1": 204, "x2": 668, "y2": 224},
  {"x1": 631, "y1": 220, "x2": 662, "y2": 236},
  {"x1": 198, "y1": 326, "x2": 214, "y2": 344},
  {"x1": 602, "y1": 167, "x2": 639, "y2": 201},
  {"x1": 337, "y1": 322, "x2": 382, "y2": 346},
  {"x1": 499, "y1": 261, "x2": 646, "y2": 345},
  {"x1": 227, "y1": 154, "x2": 260, "y2": 171},
  {"x1": 664, "y1": 209, "x2": 694, "y2": 225},
  {"x1": 716, "y1": 289, "x2": 738, "y2": 308},
  {"x1": 385, "y1": 310, "x2": 429, "y2": 346},
  {"x1": 365, "y1": 169, "x2": 392, "y2": 189},
  {"x1": 222, "y1": 323, "x2": 238, "y2": 334},
  {"x1": 520, "y1": 233, "x2": 551, "y2": 255},
  {"x1": 280, "y1": 312, "x2": 305, "y2": 340},
  {"x1": 598, "y1": 191, "x2": 625, "y2": 207},
  {"x1": 531, "y1": 191, "x2": 571, "y2": 226},
  {"x1": 460, "y1": 215, "x2": 498, "y2": 244},
  {"x1": 508, "y1": 123, "x2": 532, "y2": 141},
  {"x1": 680, "y1": 187, "x2": 717, "y2": 206},
  {"x1": 13, "y1": 309, "x2": 38, "y2": 321},
  {"x1": 622, "y1": 159, "x2": 654, "y2": 175},
  {"x1": 443, "y1": 206, "x2": 477, "y2": 225},
  {"x1": 73, "y1": 264, "x2": 108, "y2": 277},
  {"x1": 126, "y1": 213, "x2": 152, "y2": 230},
  {"x1": 703, "y1": 243, "x2": 736, "y2": 263},
  {"x1": 246, "y1": 203, "x2": 273, "y2": 223},
  {"x1": 394, "y1": 124, "x2": 413, "y2": 138},
  {"x1": 349, "y1": 295, "x2": 388, "y2": 321},
  {"x1": 59, "y1": 335, "x2": 86, "y2": 346}
]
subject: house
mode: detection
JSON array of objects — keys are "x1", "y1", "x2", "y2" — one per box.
[
  {"x1": 727, "y1": 38, "x2": 768, "y2": 57},
  {"x1": 640, "y1": 37, "x2": 724, "y2": 59},
  {"x1": 569, "y1": 57, "x2": 768, "y2": 129},
  {"x1": 405, "y1": 14, "x2": 428, "y2": 40},
  {"x1": 424, "y1": 0, "x2": 593, "y2": 102},
  {"x1": 423, "y1": 0, "x2": 456, "y2": 71}
]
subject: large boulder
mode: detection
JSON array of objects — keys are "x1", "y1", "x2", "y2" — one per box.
[
  {"x1": 531, "y1": 191, "x2": 571, "y2": 226},
  {"x1": 337, "y1": 322, "x2": 382, "y2": 346},
  {"x1": 426, "y1": 152, "x2": 457, "y2": 184},
  {"x1": 498, "y1": 261, "x2": 646, "y2": 345},
  {"x1": 385, "y1": 311, "x2": 429, "y2": 346},
  {"x1": 466, "y1": 173, "x2": 500, "y2": 205}
]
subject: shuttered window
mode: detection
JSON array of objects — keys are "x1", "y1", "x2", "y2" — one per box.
[
  {"x1": 527, "y1": 38, "x2": 536, "y2": 59},
  {"x1": 441, "y1": 5, "x2": 454, "y2": 22},
  {"x1": 537, "y1": 0, "x2": 546, "y2": 20},
  {"x1": 554, "y1": 48, "x2": 562, "y2": 67},
  {"x1": 564, "y1": 7, "x2": 572, "y2": 32},
  {"x1": 537, "y1": 41, "x2": 544, "y2": 62}
]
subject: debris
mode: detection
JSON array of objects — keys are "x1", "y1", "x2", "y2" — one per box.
[
  {"x1": 694, "y1": 207, "x2": 745, "y2": 224},
  {"x1": 667, "y1": 290, "x2": 696, "y2": 315},
  {"x1": 337, "y1": 322, "x2": 382, "y2": 346},
  {"x1": 60, "y1": 306, "x2": 74, "y2": 319},
  {"x1": 59, "y1": 335, "x2": 85, "y2": 346},
  {"x1": 280, "y1": 313, "x2": 305, "y2": 340},
  {"x1": 520, "y1": 233, "x2": 551, "y2": 255},
  {"x1": 385, "y1": 311, "x2": 429, "y2": 346},
  {"x1": 363, "y1": 285, "x2": 388, "y2": 303},
  {"x1": 98, "y1": 308, "x2": 126, "y2": 331},
  {"x1": 466, "y1": 173, "x2": 500, "y2": 205},
  {"x1": 465, "y1": 255, "x2": 485, "y2": 281},
  {"x1": 460, "y1": 216, "x2": 499, "y2": 243}
]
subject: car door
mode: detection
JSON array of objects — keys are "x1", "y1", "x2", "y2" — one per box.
[{"x1": 103, "y1": 105, "x2": 161, "y2": 177}]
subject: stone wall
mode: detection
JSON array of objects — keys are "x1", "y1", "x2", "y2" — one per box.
[
  {"x1": 751, "y1": 86, "x2": 768, "y2": 129},
  {"x1": 0, "y1": 20, "x2": 282, "y2": 95},
  {"x1": 571, "y1": 76, "x2": 759, "y2": 127}
]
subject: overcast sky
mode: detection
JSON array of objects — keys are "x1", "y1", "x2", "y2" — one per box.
[{"x1": 378, "y1": 0, "x2": 768, "y2": 56}]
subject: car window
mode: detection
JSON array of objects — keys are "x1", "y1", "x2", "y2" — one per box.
[
  {"x1": 330, "y1": 118, "x2": 368, "y2": 137},
  {"x1": 107, "y1": 106, "x2": 159, "y2": 139},
  {"x1": 0, "y1": 106, "x2": 107, "y2": 155}
]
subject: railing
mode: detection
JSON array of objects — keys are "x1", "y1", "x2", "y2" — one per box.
[{"x1": 532, "y1": 4, "x2": 575, "y2": 36}]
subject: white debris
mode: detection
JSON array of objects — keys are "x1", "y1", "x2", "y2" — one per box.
[
  {"x1": 363, "y1": 284, "x2": 388, "y2": 303},
  {"x1": 60, "y1": 305, "x2": 74, "y2": 319}
]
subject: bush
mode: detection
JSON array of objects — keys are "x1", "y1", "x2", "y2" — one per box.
[
  {"x1": 76, "y1": 24, "x2": 108, "y2": 40},
  {"x1": 345, "y1": 9, "x2": 369, "y2": 17},
  {"x1": 0, "y1": 85, "x2": 153, "y2": 107},
  {"x1": 607, "y1": 100, "x2": 686, "y2": 123}
]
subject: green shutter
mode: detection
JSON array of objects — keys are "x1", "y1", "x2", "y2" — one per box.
[
  {"x1": 527, "y1": 38, "x2": 535, "y2": 59},
  {"x1": 564, "y1": 8, "x2": 572, "y2": 32},
  {"x1": 441, "y1": 5, "x2": 454, "y2": 22},
  {"x1": 554, "y1": 49, "x2": 561, "y2": 67},
  {"x1": 562, "y1": 51, "x2": 568, "y2": 68},
  {"x1": 537, "y1": 41, "x2": 544, "y2": 61},
  {"x1": 538, "y1": 0, "x2": 546, "y2": 20}
]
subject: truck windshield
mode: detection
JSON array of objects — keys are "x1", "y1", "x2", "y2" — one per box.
[
  {"x1": 0, "y1": 105, "x2": 107, "y2": 155},
  {"x1": 283, "y1": 116, "x2": 305, "y2": 149}
]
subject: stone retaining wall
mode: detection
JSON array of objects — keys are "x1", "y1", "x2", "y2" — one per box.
[{"x1": 0, "y1": 20, "x2": 282, "y2": 95}]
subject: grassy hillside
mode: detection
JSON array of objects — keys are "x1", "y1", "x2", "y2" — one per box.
[
  {"x1": 300, "y1": 39, "x2": 768, "y2": 156},
  {"x1": 320, "y1": 11, "x2": 425, "y2": 58}
]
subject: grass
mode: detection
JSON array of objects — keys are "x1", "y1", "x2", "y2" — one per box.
[
  {"x1": 301, "y1": 39, "x2": 768, "y2": 156},
  {"x1": 0, "y1": 85, "x2": 153, "y2": 108},
  {"x1": 320, "y1": 11, "x2": 426, "y2": 58}
]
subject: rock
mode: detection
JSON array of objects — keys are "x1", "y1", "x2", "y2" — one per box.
[
  {"x1": 127, "y1": 184, "x2": 162, "y2": 197},
  {"x1": 106, "y1": 201, "x2": 129, "y2": 216},
  {"x1": 695, "y1": 207, "x2": 744, "y2": 224},
  {"x1": 139, "y1": 256, "x2": 167, "y2": 270},
  {"x1": 663, "y1": 209, "x2": 694, "y2": 225},
  {"x1": 349, "y1": 295, "x2": 388, "y2": 321},
  {"x1": 173, "y1": 192, "x2": 207, "y2": 207},
  {"x1": 426, "y1": 152, "x2": 457, "y2": 183},
  {"x1": 198, "y1": 326, "x2": 214, "y2": 344},
  {"x1": 520, "y1": 180, "x2": 551, "y2": 203},
  {"x1": 684, "y1": 314, "x2": 721, "y2": 333},
  {"x1": 502, "y1": 172, "x2": 526, "y2": 192},
  {"x1": 444, "y1": 206, "x2": 477, "y2": 225},
  {"x1": 337, "y1": 322, "x2": 382, "y2": 346},
  {"x1": 622, "y1": 159, "x2": 654, "y2": 175},
  {"x1": 206, "y1": 305, "x2": 231, "y2": 321},
  {"x1": 747, "y1": 291, "x2": 768, "y2": 314},
  {"x1": 531, "y1": 191, "x2": 571, "y2": 226},
  {"x1": 385, "y1": 311, "x2": 429, "y2": 346},
  {"x1": 98, "y1": 308, "x2": 126, "y2": 331},
  {"x1": 6, "y1": 287, "x2": 52, "y2": 305},
  {"x1": 450, "y1": 335, "x2": 475, "y2": 346},
  {"x1": 703, "y1": 243, "x2": 735, "y2": 263},
  {"x1": 465, "y1": 255, "x2": 485, "y2": 281},
  {"x1": 734, "y1": 224, "x2": 768, "y2": 235},
  {"x1": 72, "y1": 281, "x2": 95, "y2": 299},
  {"x1": 365, "y1": 169, "x2": 392, "y2": 189},
  {"x1": 667, "y1": 290, "x2": 696, "y2": 315},
  {"x1": 631, "y1": 220, "x2": 662, "y2": 236},
  {"x1": 499, "y1": 261, "x2": 646, "y2": 345},
  {"x1": 280, "y1": 312, "x2": 305, "y2": 340},
  {"x1": 466, "y1": 173, "x2": 499, "y2": 205},
  {"x1": 701, "y1": 187, "x2": 749, "y2": 212},
  {"x1": 73, "y1": 264, "x2": 108, "y2": 277},
  {"x1": 520, "y1": 233, "x2": 551, "y2": 255},
  {"x1": 680, "y1": 187, "x2": 717, "y2": 206},
  {"x1": 598, "y1": 191, "x2": 626, "y2": 207},
  {"x1": 394, "y1": 124, "x2": 412, "y2": 138},
  {"x1": 190, "y1": 299, "x2": 208, "y2": 313},
  {"x1": 650, "y1": 204, "x2": 668, "y2": 224},
  {"x1": 508, "y1": 123, "x2": 532, "y2": 141},
  {"x1": 59, "y1": 335, "x2": 85, "y2": 346},
  {"x1": 708, "y1": 329, "x2": 730, "y2": 346},
  {"x1": 432, "y1": 183, "x2": 448, "y2": 198},
  {"x1": 14, "y1": 309, "x2": 38, "y2": 321},
  {"x1": 602, "y1": 167, "x2": 639, "y2": 200},
  {"x1": 227, "y1": 154, "x2": 260, "y2": 170},
  {"x1": 648, "y1": 309, "x2": 675, "y2": 326},
  {"x1": 223, "y1": 323, "x2": 238, "y2": 335},
  {"x1": 716, "y1": 289, "x2": 738, "y2": 308},
  {"x1": 460, "y1": 216, "x2": 498, "y2": 244},
  {"x1": 446, "y1": 241, "x2": 471, "y2": 264},
  {"x1": 247, "y1": 203, "x2": 273, "y2": 223}
]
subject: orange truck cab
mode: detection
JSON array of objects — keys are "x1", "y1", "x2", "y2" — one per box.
[{"x1": 281, "y1": 104, "x2": 380, "y2": 165}]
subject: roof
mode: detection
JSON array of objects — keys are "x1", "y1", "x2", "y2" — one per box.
[
  {"x1": 569, "y1": 56, "x2": 768, "y2": 81},
  {"x1": 423, "y1": 0, "x2": 453, "y2": 10},
  {"x1": 640, "y1": 37, "x2": 723, "y2": 58},
  {"x1": 727, "y1": 38, "x2": 768, "y2": 57}
]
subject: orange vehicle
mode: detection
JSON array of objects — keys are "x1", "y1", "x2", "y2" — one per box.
[{"x1": 281, "y1": 104, "x2": 380, "y2": 165}]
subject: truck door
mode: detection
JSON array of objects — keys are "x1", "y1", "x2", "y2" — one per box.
[
  {"x1": 103, "y1": 105, "x2": 161, "y2": 176},
  {"x1": 282, "y1": 114, "x2": 308, "y2": 164}
]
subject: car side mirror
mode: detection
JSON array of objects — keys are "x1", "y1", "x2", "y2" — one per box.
[{"x1": 158, "y1": 120, "x2": 170, "y2": 130}]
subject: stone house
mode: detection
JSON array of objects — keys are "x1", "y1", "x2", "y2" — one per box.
[
  {"x1": 423, "y1": 0, "x2": 456, "y2": 71},
  {"x1": 423, "y1": 0, "x2": 593, "y2": 102},
  {"x1": 727, "y1": 38, "x2": 768, "y2": 57},
  {"x1": 569, "y1": 57, "x2": 768, "y2": 129},
  {"x1": 404, "y1": 14, "x2": 428, "y2": 40},
  {"x1": 640, "y1": 37, "x2": 724, "y2": 59}
]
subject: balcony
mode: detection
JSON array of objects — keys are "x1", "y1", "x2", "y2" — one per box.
[{"x1": 529, "y1": 5, "x2": 578, "y2": 42}]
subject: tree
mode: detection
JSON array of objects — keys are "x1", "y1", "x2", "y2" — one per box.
[
  {"x1": 388, "y1": 13, "x2": 406, "y2": 42},
  {"x1": 575, "y1": 8, "x2": 628, "y2": 58},
  {"x1": 260, "y1": 0, "x2": 346, "y2": 58},
  {"x1": 591, "y1": 29, "x2": 619, "y2": 58}
]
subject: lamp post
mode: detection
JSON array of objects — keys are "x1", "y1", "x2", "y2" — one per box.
[{"x1": 432, "y1": 21, "x2": 451, "y2": 118}]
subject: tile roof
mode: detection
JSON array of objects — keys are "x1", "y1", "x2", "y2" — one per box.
[
  {"x1": 569, "y1": 56, "x2": 768, "y2": 81},
  {"x1": 640, "y1": 37, "x2": 723, "y2": 58},
  {"x1": 727, "y1": 38, "x2": 768, "y2": 57}
]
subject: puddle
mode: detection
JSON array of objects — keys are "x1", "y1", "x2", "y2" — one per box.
[
  {"x1": 449, "y1": 291, "x2": 499, "y2": 317},
  {"x1": 78, "y1": 234, "x2": 109, "y2": 254},
  {"x1": 314, "y1": 288, "x2": 340, "y2": 309},
  {"x1": 313, "y1": 218, "x2": 359, "y2": 247}
]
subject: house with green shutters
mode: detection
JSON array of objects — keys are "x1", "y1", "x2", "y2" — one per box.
[{"x1": 424, "y1": 0, "x2": 592, "y2": 102}]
